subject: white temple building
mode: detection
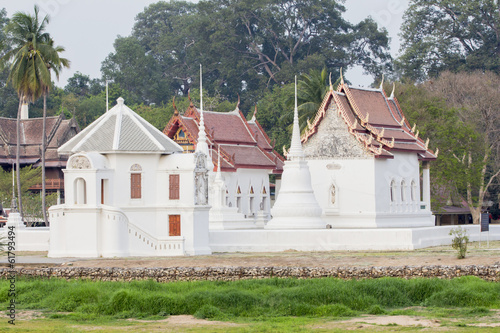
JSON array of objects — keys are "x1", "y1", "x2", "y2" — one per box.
[
  {"x1": 27, "y1": 74, "x2": 498, "y2": 257},
  {"x1": 301, "y1": 78, "x2": 437, "y2": 228},
  {"x1": 48, "y1": 97, "x2": 211, "y2": 257}
]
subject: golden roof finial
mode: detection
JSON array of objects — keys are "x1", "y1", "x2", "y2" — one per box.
[
  {"x1": 399, "y1": 116, "x2": 405, "y2": 126},
  {"x1": 379, "y1": 74, "x2": 385, "y2": 90},
  {"x1": 425, "y1": 138, "x2": 430, "y2": 150},
  {"x1": 415, "y1": 130, "x2": 419, "y2": 140},
  {"x1": 173, "y1": 96, "x2": 179, "y2": 116},
  {"x1": 283, "y1": 145, "x2": 288, "y2": 158},
  {"x1": 340, "y1": 67, "x2": 344, "y2": 86},
  {"x1": 435, "y1": 148, "x2": 439, "y2": 157},
  {"x1": 329, "y1": 72, "x2": 333, "y2": 91},
  {"x1": 188, "y1": 89, "x2": 193, "y2": 106},
  {"x1": 412, "y1": 123, "x2": 416, "y2": 132},
  {"x1": 236, "y1": 93, "x2": 241, "y2": 110}
]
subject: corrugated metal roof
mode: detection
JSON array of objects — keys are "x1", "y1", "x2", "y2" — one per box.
[{"x1": 59, "y1": 97, "x2": 182, "y2": 154}]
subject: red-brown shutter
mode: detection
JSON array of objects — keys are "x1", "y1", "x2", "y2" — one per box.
[
  {"x1": 169, "y1": 215, "x2": 181, "y2": 236},
  {"x1": 131, "y1": 173, "x2": 141, "y2": 199},
  {"x1": 169, "y1": 174, "x2": 180, "y2": 200}
]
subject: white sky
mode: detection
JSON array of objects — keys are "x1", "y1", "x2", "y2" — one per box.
[{"x1": 1, "y1": 0, "x2": 408, "y2": 88}]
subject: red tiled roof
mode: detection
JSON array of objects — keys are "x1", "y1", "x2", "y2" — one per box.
[
  {"x1": 163, "y1": 105, "x2": 284, "y2": 173},
  {"x1": 221, "y1": 144, "x2": 277, "y2": 168},
  {"x1": 247, "y1": 122, "x2": 273, "y2": 150},
  {"x1": 302, "y1": 83, "x2": 437, "y2": 161}
]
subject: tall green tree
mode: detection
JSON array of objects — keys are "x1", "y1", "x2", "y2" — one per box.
[
  {"x1": 2, "y1": 5, "x2": 67, "y2": 220},
  {"x1": 103, "y1": 0, "x2": 391, "y2": 112},
  {"x1": 40, "y1": 36, "x2": 69, "y2": 225},
  {"x1": 398, "y1": 0, "x2": 500, "y2": 81},
  {"x1": 396, "y1": 71, "x2": 500, "y2": 224}
]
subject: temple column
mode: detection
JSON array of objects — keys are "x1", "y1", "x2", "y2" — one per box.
[{"x1": 422, "y1": 161, "x2": 431, "y2": 210}]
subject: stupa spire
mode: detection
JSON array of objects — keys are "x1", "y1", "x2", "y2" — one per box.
[
  {"x1": 287, "y1": 76, "x2": 305, "y2": 160},
  {"x1": 215, "y1": 145, "x2": 222, "y2": 181},
  {"x1": 196, "y1": 64, "x2": 209, "y2": 156}
]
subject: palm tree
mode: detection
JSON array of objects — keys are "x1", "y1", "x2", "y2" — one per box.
[
  {"x1": 2, "y1": 6, "x2": 68, "y2": 220},
  {"x1": 296, "y1": 68, "x2": 330, "y2": 132},
  {"x1": 40, "y1": 38, "x2": 69, "y2": 225}
]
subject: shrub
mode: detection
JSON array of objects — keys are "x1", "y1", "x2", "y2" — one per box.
[{"x1": 449, "y1": 226, "x2": 469, "y2": 259}]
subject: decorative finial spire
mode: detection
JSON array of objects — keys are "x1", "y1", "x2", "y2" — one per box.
[
  {"x1": 389, "y1": 82, "x2": 395, "y2": 99},
  {"x1": 340, "y1": 67, "x2": 344, "y2": 86},
  {"x1": 250, "y1": 104, "x2": 257, "y2": 122},
  {"x1": 399, "y1": 116, "x2": 405, "y2": 126},
  {"x1": 195, "y1": 65, "x2": 209, "y2": 156},
  {"x1": 173, "y1": 96, "x2": 179, "y2": 116},
  {"x1": 236, "y1": 93, "x2": 241, "y2": 110},
  {"x1": 200, "y1": 64, "x2": 203, "y2": 114},
  {"x1": 379, "y1": 74, "x2": 384, "y2": 90},
  {"x1": 287, "y1": 76, "x2": 305, "y2": 160},
  {"x1": 188, "y1": 89, "x2": 193, "y2": 106},
  {"x1": 216, "y1": 145, "x2": 222, "y2": 181},
  {"x1": 415, "y1": 130, "x2": 419, "y2": 139},
  {"x1": 435, "y1": 147, "x2": 439, "y2": 157},
  {"x1": 412, "y1": 123, "x2": 416, "y2": 132},
  {"x1": 425, "y1": 138, "x2": 430, "y2": 149},
  {"x1": 329, "y1": 72, "x2": 333, "y2": 91},
  {"x1": 117, "y1": 97, "x2": 124, "y2": 106}
]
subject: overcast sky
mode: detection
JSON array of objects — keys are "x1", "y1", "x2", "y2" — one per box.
[{"x1": 1, "y1": 0, "x2": 408, "y2": 88}]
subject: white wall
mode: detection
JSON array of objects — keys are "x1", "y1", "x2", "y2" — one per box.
[
  {"x1": 210, "y1": 225, "x2": 500, "y2": 252},
  {"x1": 221, "y1": 168, "x2": 272, "y2": 219},
  {"x1": 308, "y1": 158, "x2": 377, "y2": 227}
]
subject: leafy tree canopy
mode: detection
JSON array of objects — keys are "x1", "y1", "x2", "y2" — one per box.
[
  {"x1": 398, "y1": 0, "x2": 500, "y2": 81},
  {"x1": 102, "y1": 0, "x2": 391, "y2": 113}
]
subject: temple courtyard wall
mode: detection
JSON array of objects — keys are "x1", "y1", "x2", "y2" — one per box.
[{"x1": 4, "y1": 224, "x2": 500, "y2": 253}]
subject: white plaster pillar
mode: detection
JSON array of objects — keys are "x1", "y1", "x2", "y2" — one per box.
[{"x1": 422, "y1": 161, "x2": 431, "y2": 210}]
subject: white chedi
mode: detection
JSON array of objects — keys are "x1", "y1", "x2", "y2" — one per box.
[{"x1": 266, "y1": 78, "x2": 324, "y2": 229}]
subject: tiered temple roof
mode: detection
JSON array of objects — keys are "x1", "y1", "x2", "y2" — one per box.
[
  {"x1": 59, "y1": 98, "x2": 181, "y2": 155},
  {"x1": 163, "y1": 100, "x2": 284, "y2": 173},
  {"x1": 0, "y1": 114, "x2": 79, "y2": 167},
  {"x1": 302, "y1": 80, "x2": 437, "y2": 161}
]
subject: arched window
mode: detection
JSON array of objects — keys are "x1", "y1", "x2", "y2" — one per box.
[
  {"x1": 401, "y1": 180, "x2": 407, "y2": 202},
  {"x1": 330, "y1": 184, "x2": 336, "y2": 205},
  {"x1": 411, "y1": 180, "x2": 417, "y2": 202},
  {"x1": 74, "y1": 178, "x2": 87, "y2": 205},
  {"x1": 236, "y1": 186, "x2": 241, "y2": 213},
  {"x1": 130, "y1": 164, "x2": 142, "y2": 199},
  {"x1": 249, "y1": 186, "x2": 255, "y2": 216},
  {"x1": 390, "y1": 180, "x2": 396, "y2": 202}
]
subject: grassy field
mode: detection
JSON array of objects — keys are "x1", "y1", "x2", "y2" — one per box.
[{"x1": 1, "y1": 276, "x2": 499, "y2": 332}]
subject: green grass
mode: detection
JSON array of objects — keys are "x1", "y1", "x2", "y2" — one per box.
[{"x1": 1, "y1": 275, "x2": 499, "y2": 323}]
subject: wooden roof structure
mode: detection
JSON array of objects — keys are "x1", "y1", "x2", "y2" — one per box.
[
  {"x1": 163, "y1": 100, "x2": 284, "y2": 174},
  {"x1": 302, "y1": 79, "x2": 437, "y2": 161}
]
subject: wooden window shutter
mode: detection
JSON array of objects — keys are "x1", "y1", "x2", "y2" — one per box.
[
  {"x1": 169, "y1": 174, "x2": 180, "y2": 200},
  {"x1": 169, "y1": 215, "x2": 181, "y2": 236},
  {"x1": 131, "y1": 173, "x2": 141, "y2": 199}
]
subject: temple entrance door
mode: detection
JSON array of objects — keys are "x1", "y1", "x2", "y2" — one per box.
[{"x1": 169, "y1": 215, "x2": 181, "y2": 236}]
